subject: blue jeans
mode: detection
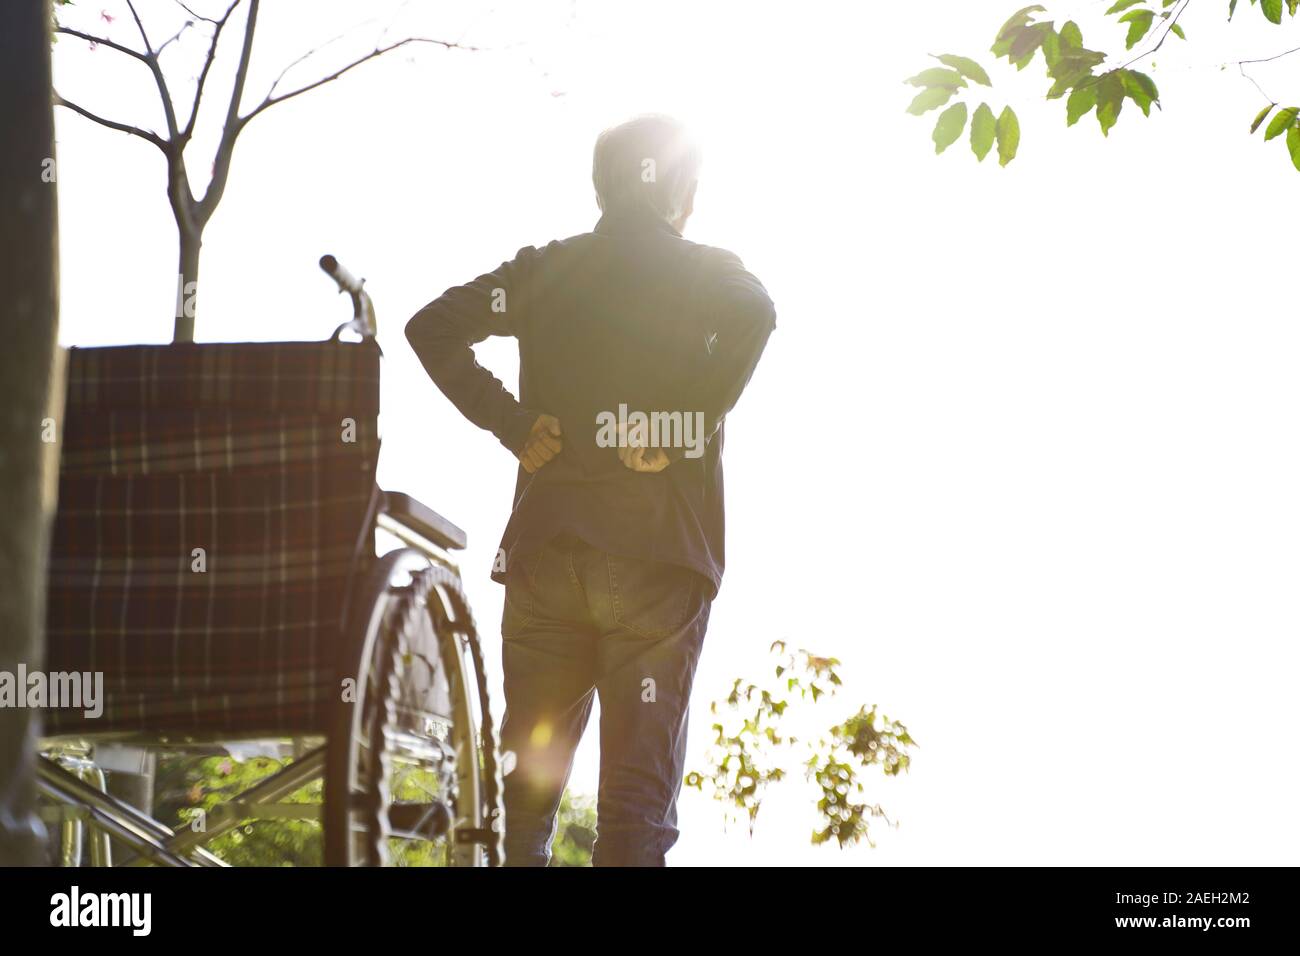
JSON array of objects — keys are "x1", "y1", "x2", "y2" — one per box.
[{"x1": 499, "y1": 532, "x2": 711, "y2": 866}]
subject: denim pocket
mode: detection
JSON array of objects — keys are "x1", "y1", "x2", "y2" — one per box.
[
  {"x1": 501, "y1": 549, "x2": 544, "y2": 637},
  {"x1": 501, "y1": 584, "x2": 533, "y2": 638},
  {"x1": 606, "y1": 554, "x2": 696, "y2": 639}
]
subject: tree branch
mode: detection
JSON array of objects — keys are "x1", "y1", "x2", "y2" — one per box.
[
  {"x1": 256, "y1": 26, "x2": 364, "y2": 102},
  {"x1": 124, "y1": 0, "x2": 182, "y2": 140},
  {"x1": 1068, "y1": 0, "x2": 1192, "y2": 97},
  {"x1": 1116, "y1": 0, "x2": 1191, "y2": 73},
  {"x1": 123, "y1": 0, "x2": 156, "y2": 54},
  {"x1": 240, "y1": 36, "x2": 474, "y2": 127},
  {"x1": 1235, "y1": 45, "x2": 1300, "y2": 104},
  {"x1": 156, "y1": 19, "x2": 198, "y2": 58},
  {"x1": 182, "y1": 0, "x2": 242, "y2": 142},
  {"x1": 195, "y1": 0, "x2": 260, "y2": 224},
  {"x1": 1237, "y1": 44, "x2": 1300, "y2": 67},
  {"x1": 53, "y1": 92, "x2": 168, "y2": 152},
  {"x1": 172, "y1": 0, "x2": 222, "y2": 25},
  {"x1": 54, "y1": 26, "x2": 153, "y2": 65}
]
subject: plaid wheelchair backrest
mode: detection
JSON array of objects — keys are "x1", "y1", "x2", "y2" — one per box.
[{"x1": 45, "y1": 341, "x2": 381, "y2": 737}]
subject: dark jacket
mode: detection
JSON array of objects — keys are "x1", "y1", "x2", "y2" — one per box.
[{"x1": 405, "y1": 205, "x2": 775, "y2": 596}]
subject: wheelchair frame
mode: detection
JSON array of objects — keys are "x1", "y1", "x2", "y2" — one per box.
[
  {"x1": 39, "y1": 490, "x2": 502, "y2": 867},
  {"x1": 37, "y1": 256, "x2": 503, "y2": 868}
]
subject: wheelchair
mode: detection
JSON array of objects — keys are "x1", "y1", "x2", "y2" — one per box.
[{"x1": 37, "y1": 256, "x2": 503, "y2": 867}]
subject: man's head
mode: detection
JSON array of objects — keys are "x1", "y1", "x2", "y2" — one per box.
[{"x1": 592, "y1": 114, "x2": 702, "y2": 233}]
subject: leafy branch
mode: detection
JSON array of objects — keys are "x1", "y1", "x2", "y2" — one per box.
[
  {"x1": 685, "y1": 641, "x2": 916, "y2": 849},
  {"x1": 906, "y1": 0, "x2": 1300, "y2": 172}
]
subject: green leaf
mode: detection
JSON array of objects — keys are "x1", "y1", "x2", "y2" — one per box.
[
  {"x1": 1265, "y1": 106, "x2": 1299, "y2": 140},
  {"x1": 934, "y1": 54, "x2": 992, "y2": 86},
  {"x1": 996, "y1": 106, "x2": 1020, "y2": 166},
  {"x1": 996, "y1": 5, "x2": 1047, "y2": 41},
  {"x1": 1046, "y1": 75, "x2": 1073, "y2": 99},
  {"x1": 1105, "y1": 0, "x2": 1143, "y2": 12},
  {"x1": 1287, "y1": 125, "x2": 1300, "y2": 172},
  {"x1": 1059, "y1": 20, "x2": 1083, "y2": 48},
  {"x1": 1261, "y1": 0, "x2": 1283, "y2": 23},
  {"x1": 1010, "y1": 22, "x2": 1050, "y2": 61},
  {"x1": 1229, "y1": 0, "x2": 1238, "y2": 21},
  {"x1": 1122, "y1": 69, "x2": 1159, "y2": 116},
  {"x1": 1041, "y1": 28, "x2": 1061, "y2": 67},
  {"x1": 1067, "y1": 85, "x2": 1097, "y2": 125},
  {"x1": 1012, "y1": 48, "x2": 1037, "y2": 70},
  {"x1": 1264, "y1": 106, "x2": 1300, "y2": 141},
  {"x1": 970, "y1": 102, "x2": 996, "y2": 160},
  {"x1": 1046, "y1": 47, "x2": 1107, "y2": 97},
  {"x1": 932, "y1": 102, "x2": 968, "y2": 154},
  {"x1": 1132, "y1": 70, "x2": 1159, "y2": 101},
  {"x1": 906, "y1": 67, "x2": 967, "y2": 89},
  {"x1": 1250, "y1": 104, "x2": 1276, "y2": 134},
  {"x1": 992, "y1": 5, "x2": 1046, "y2": 56},
  {"x1": 1120, "y1": 10, "x2": 1155, "y2": 48},
  {"x1": 1170, "y1": 23, "x2": 1186, "y2": 38},
  {"x1": 1097, "y1": 72, "x2": 1125, "y2": 136},
  {"x1": 907, "y1": 87, "x2": 955, "y2": 115}
]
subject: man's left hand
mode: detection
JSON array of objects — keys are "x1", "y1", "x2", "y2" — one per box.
[{"x1": 520, "y1": 414, "x2": 563, "y2": 474}]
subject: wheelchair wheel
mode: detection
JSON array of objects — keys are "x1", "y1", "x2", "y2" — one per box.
[{"x1": 324, "y1": 549, "x2": 502, "y2": 866}]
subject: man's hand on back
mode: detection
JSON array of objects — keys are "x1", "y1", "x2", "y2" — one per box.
[
  {"x1": 619, "y1": 445, "x2": 671, "y2": 473},
  {"x1": 616, "y1": 421, "x2": 671, "y2": 474},
  {"x1": 520, "y1": 414, "x2": 563, "y2": 474}
]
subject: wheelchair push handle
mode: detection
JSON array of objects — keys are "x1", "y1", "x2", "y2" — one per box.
[
  {"x1": 320, "y1": 254, "x2": 363, "y2": 296},
  {"x1": 320, "y1": 253, "x2": 377, "y2": 342}
]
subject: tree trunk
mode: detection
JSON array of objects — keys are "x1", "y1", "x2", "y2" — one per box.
[
  {"x1": 0, "y1": 0, "x2": 61, "y2": 866},
  {"x1": 174, "y1": 226, "x2": 202, "y2": 343}
]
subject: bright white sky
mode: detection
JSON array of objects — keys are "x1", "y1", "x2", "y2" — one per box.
[{"x1": 53, "y1": 0, "x2": 1300, "y2": 865}]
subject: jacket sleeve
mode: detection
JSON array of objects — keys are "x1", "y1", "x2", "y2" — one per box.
[
  {"x1": 404, "y1": 247, "x2": 540, "y2": 457},
  {"x1": 668, "y1": 248, "x2": 776, "y2": 461}
]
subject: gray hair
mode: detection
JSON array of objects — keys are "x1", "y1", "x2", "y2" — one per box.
[{"x1": 592, "y1": 114, "x2": 702, "y2": 222}]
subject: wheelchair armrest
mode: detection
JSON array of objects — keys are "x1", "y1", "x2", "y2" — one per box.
[{"x1": 379, "y1": 491, "x2": 468, "y2": 551}]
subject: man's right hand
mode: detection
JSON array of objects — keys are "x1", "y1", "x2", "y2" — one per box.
[
  {"x1": 619, "y1": 444, "x2": 672, "y2": 473},
  {"x1": 616, "y1": 421, "x2": 671, "y2": 473},
  {"x1": 519, "y1": 414, "x2": 563, "y2": 474}
]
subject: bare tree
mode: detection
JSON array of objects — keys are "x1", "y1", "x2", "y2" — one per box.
[
  {"x1": 0, "y1": 0, "x2": 61, "y2": 866},
  {"x1": 54, "y1": 0, "x2": 472, "y2": 341}
]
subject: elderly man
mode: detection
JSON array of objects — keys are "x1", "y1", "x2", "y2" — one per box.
[{"x1": 405, "y1": 114, "x2": 775, "y2": 866}]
